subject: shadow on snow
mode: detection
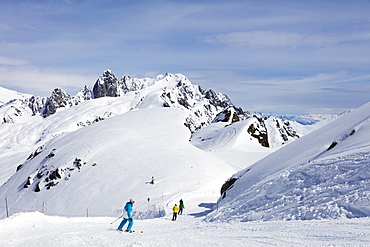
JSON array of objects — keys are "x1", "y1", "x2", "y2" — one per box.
[{"x1": 189, "y1": 203, "x2": 216, "y2": 218}]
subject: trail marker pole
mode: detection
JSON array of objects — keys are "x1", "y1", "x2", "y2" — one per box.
[{"x1": 5, "y1": 198, "x2": 9, "y2": 218}]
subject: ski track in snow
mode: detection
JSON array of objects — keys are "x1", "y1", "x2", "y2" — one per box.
[{"x1": 0, "y1": 212, "x2": 369, "y2": 247}]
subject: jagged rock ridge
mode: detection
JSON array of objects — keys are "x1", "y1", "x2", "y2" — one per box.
[{"x1": 0, "y1": 70, "x2": 302, "y2": 147}]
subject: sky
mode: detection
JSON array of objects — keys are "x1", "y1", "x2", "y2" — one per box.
[{"x1": 0, "y1": 0, "x2": 370, "y2": 115}]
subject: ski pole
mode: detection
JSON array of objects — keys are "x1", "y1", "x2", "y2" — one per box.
[{"x1": 110, "y1": 215, "x2": 123, "y2": 224}]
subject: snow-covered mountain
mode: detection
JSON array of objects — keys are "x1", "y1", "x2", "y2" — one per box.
[
  {"x1": 0, "y1": 70, "x2": 329, "y2": 220},
  {"x1": 0, "y1": 86, "x2": 45, "y2": 124},
  {"x1": 0, "y1": 106, "x2": 236, "y2": 219},
  {"x1": 0, "y1": 70, "x2": 309, "y2": 178},
  {"x1": 1, "y1": 70, "x2": 309, "y2": 138},
  {"x1": 1, "y1": 70, "x2": 238, "y2": 132},
  {"x1": 274, "y1": 113, "x2": 339, "y2": 125},
  {"x1": 1, "y1": 71, "x2": 369, "y2": 246},
  {"x1": 208, "y1": 102, "x2": 370, "y2": 222}
]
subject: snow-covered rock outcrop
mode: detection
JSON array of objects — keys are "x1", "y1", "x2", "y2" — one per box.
[
  {"x1": 42, "y1": 88, "x2": 73, "y2": 117},
  {"x1": 0, "y1": 95, "x2": 45, "y2": 124},
  {"x1": 92, "y1": 69, "x2": 121, "y2": 98}
]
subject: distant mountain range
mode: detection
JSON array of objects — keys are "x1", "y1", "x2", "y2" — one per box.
[
  {"x1": 0, "y1": 70, "x2": 323, "y2": 147},
  {"x1": 265, "y1": 113, "x2": 339, "y2": 125}
]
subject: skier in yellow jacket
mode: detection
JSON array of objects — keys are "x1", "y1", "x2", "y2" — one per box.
[{"x1": 172, "y1": 204, "x2": 179, "y2": 221}]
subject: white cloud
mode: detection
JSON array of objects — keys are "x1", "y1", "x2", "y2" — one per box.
[
  {"x1": 0, "y1": 65, "x2": 97, "y2": 96},
  {"x1": 0, "y1": 56, "x2": 29, "y2": 66},
  {"x1": 143, "y1": 71, "x2": 160, "y2": 78},
  {"x1": 185, "y1": 69, "x2": 370, "y2": 115},
  {"x1": 202, "y1": 31, "x2": 336, "y2": 47}
]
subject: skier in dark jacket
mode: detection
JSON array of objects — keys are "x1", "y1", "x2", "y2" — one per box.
[
  {"x1": 117, "y1": 199, "x2": 135, "y2": 232},
  {"x1": 179, "y1": 199, "x2": 185, "y2": 215}
]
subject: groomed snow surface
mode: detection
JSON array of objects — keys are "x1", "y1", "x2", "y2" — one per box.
[{"x1": 1, "y1": 211, "x2": 369, "y2": 246}]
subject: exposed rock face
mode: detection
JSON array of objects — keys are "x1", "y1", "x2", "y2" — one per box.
[
  {"x1": 247, "y1": 119, "x2": 269, "y2": 148},
  {"x1": 92, "y1": 70, "x2": 121, "y2": 98},
  {"x1": 160, "y1": 76, "x2": 235, "y2": 132},
  {"x1": 213, "y1": 107, "x2": 241, "y2": 124},
  {"x1": 244, "y1": 115, "x2": 301, "y2": 148},
  {"x1": 74, "y1": 85, "x2": 92, "y2": 105},
  {"x1": 21, "y1": 147, "x2": 94, "y2": 192},
  {"x1": 0, "y1": 96, "x2": 46, "y2": 124},
  {"x1": 273, "y1": 117, "x2": 300, "y2": 141},
  {"x1": 42, "y1": 88, "x2": 73, "y2": 117},
  {"x1": 204, "y1": 89, "x2": 231, "y2": 109},
  {"x1": 121, "y1": 75, "x2": 152, "y2": 93},
  {"x1": 28, "y1": 95, "x2": 46, "y2": 116},
  {"x1": 221, "y1": 177, "x2": 238, "y2": 199},
  {"x1": 0, "y1": 86, "x2": 93, "y2": 123},
  {"x1": 88, "y1": 70, "x2": 237, "y2": 131}
]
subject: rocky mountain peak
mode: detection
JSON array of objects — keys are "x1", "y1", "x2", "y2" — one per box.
[
  {"x1": 42, "y1": 88, "x2": 72, "y2": 117},
  {"x1": 93, "y1": 70, "x2": 121, "y2": 98},
  {"x1": 73, "y1": 85, "x2": 92, "y2": 105}
]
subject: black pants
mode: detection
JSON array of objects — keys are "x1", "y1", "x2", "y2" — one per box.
[{"x1": 172, "y1": 212, "x2": 178, "y2": 221}]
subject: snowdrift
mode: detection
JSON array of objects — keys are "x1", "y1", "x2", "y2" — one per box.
[{"x1": 208, "y1": 102, "x2": 370, "y2": 222}]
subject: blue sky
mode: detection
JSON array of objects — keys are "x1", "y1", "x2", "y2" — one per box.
[{"x1": 1, "y1": 0, "x2": 370, "y2": 115}]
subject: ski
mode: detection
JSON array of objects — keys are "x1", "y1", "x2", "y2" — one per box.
[{"x1": 116, "y1": 229, "x2": 144, "y2": 233}]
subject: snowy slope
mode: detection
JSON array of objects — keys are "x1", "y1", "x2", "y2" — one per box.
[
  {"x1": 0, "y1": 86, "x2": 31, "y2": 104},
  {"x1": 1, "y1": 81, "x2": 370, "y2": 246},
  {"x1": 0, "y1": 71, "x2": 315, "y2": 213},
  {"x1": 0, "y1": 72, "x2": 227, "y2": 185},
  {"x1": 0, "y1": 107, "x2": 235, "y2": 219},
  {"x1": 0, "y1": 86, "x2": 41, "y2": 124},
  {"x1": 0, "y1": 72, "x2": 239, "y2": 186},
  {"x1": 208, "y1": 102, "x2": 370, "y2": 222},
  {"x1": 0, "y1": 72, "x2": 280, "y2": 221},
  {"x1": 190, "y1": 120, "x2": 277, "y2": 170},
  {"x1": 0, "y1": 212, "x2": 369, "y2": 247},
  {"x1": 0, "y1": 70, "x2": 337, "y2": 224},
  {"x1": 0, "y1": 96, "x2": 137, "y2": 186}
]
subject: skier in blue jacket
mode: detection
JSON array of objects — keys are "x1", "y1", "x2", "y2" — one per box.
[{"x1": 117, "y1": 199, "x2": 135, "y2": 232}]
